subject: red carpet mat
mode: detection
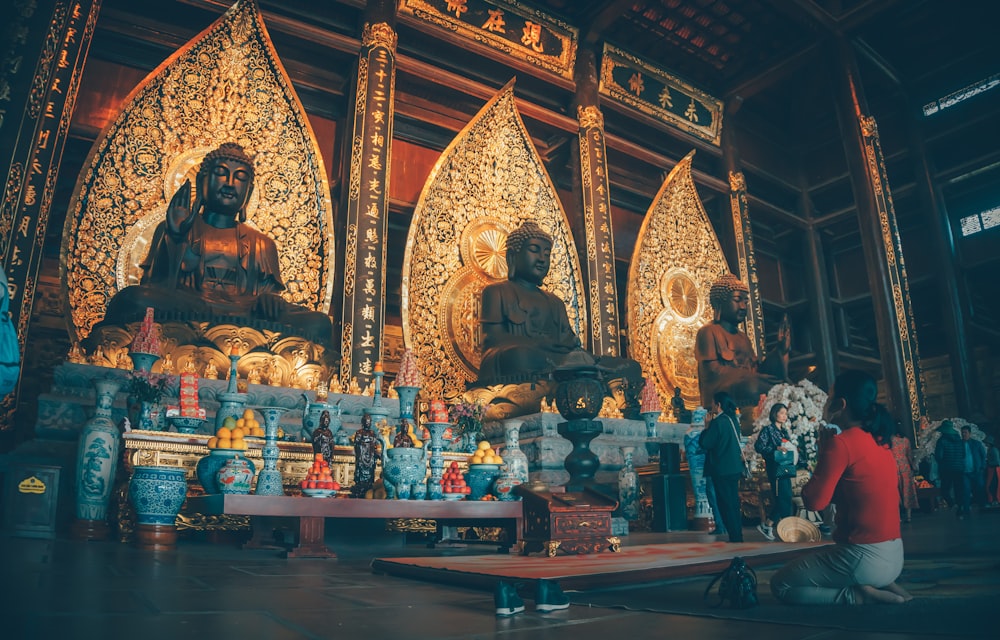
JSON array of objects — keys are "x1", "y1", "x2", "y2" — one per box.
[{"x1": 371, "y1": 541, "x2": 826, "y2": 591}]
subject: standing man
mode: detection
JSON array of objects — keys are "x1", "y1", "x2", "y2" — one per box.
[
  {"x1": 961, "y1": 425, "x2": 987, "y2": 511},
  {"x1": 935, "y1": 421, "x2": 968, "y2": 519}
]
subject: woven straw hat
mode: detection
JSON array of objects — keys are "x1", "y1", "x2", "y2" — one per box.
[{"x1": 776, "y1": 516, "x2": 822, "y2": 542}]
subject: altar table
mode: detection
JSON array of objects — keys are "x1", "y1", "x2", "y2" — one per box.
[{"x1": 187, "y1": 494, "x2": 523, "y2": 558}]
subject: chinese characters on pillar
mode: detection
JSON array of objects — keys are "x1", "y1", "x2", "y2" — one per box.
[
  {"x1": 0, "y1": 0, "x2": 99, "y2": 429},
  {"x1": 577, "y1": 106, "x2": 619, "y2": 357},
  {"x1": 728, "y1": 170, "x2": 765, "y2": 358},
  {"x1": 341, "y1": 22, "x2": 397, "y2": 389}
]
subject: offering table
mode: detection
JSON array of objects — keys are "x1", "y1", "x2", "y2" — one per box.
[{"x1": 186, "y1": 494, "x2": 523, "y2": 558}]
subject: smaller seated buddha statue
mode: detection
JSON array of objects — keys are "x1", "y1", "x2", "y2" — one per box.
[
  {"x1": 101, "y1": 142, "x2": 333, "y2": 349},
  {"x1": 471, "y1": 221, "x2": 642, "y2": 417},
  {"x1": 695, "y1": 273, "x2": 790, "y2": 411}
]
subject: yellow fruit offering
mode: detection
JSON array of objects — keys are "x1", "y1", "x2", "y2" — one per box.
[
  {"x1": 207, "y1": 436, "x2": 218, "y2": 449},
  {"x1": 235, "y1": 418, "x2": 246, "y2": 429},
  {"x1": 231, "y1": 437, "x2": 246, "y2": 450},
  {"x1": 223, "y1": 416, "x2": 237, "y2": 429},
  {"x1": 230, "y1": 427, "x2": 246, "y2": 440},
  {"x1": 243, "y1": 408, "x2": 255, "y2": 420},
  {"x1": 217, "y1": 437, "x2": 233, "y2": 449},
  {"x1": 216, "y1": 426, "x2": 232, "y2": 440},
  {"x1": 478, "y1": 441, "x2": 490, "y2": 451}
]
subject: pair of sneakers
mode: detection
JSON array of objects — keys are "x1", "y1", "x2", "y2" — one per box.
[
  {"x1": 756, "y1": 522, "x2": 776, "y2": 541},
  {"x1": 494, "y1": 579, "x2": 570, "y2": 616}
]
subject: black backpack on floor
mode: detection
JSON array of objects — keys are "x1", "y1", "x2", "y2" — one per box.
[{"x1": 703, "y1": 556, "x2": 759, "y2": 609}]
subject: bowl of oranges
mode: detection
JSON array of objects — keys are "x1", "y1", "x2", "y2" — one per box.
[{"x1": 206, "y1": 409, "x2": 264, "y2": 451}]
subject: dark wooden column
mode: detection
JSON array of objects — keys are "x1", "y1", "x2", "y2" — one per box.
[
  {"x1": 830, "y1": 38, "x2": 925, "y2": 433},
  {"x1": 340, "y1": 0, "x2": 397, "y2": 389},
  {"x1": 0, "y1": 0, "x2": 101, "y2": 430},
  {"x1": 904, "y1": 105, "x2": 977, "y2": 417},
  {"x1": 572, "y1": 47, "x2": 620, "y2": 357},
  {"x1": 800, "y1": 186, "x2": 838, "y2": 392},
  {"x1": 720, "y1": 101, "x2": 766, "y2": 357}
]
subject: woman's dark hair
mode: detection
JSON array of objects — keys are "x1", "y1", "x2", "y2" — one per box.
[
  {"x1": 769, "y1": 402, "x2": 788, "y2": 425},
  {"x1": 713, "y1": 391, "x2": 737, "y2": 416},
  {"x1": 870, "y1": 403, "x2": 896, "y2": 447},
  {"x1": 831, "y1": 369, "x2": 881, "y2": 440}
]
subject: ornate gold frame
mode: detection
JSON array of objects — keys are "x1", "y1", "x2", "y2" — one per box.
[
  {"x1": 401, "y1": 80, "x2": 586, "y2": 400},
  {"x1": 60, "y1": 0, "x2": 335, "y2": 342},
  {"x1": 627, "y1": 151, "x2": 729, "y2": 406}
]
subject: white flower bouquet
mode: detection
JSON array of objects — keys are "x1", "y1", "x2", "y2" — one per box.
[{"x1": 744, "y1": 379, "x2": 828, "y2": 471}]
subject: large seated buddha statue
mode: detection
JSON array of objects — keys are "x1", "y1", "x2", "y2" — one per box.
[
  {"x1": 471, "y1": 221, "x2": 642, "y2": 416},
  {"x1": 695, "y1": 273, "x2": 790, "y2": 412},
  {"x1": 99, "y1": 143, "x2": 334, "y2": 350}
]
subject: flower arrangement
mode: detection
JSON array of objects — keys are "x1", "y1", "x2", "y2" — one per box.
[
  {"x1": 745, "y1": 379, "x2": 827, "y2": 471},
  {"x1": 127, "y1": 369, "x2": 169, "y2": 403},
  {"x1": 449, "y1": 399, "x2": 486, "y2": 439},
  {"x1": 913, "y1": 417, "x2": 984, "y2": 466}
]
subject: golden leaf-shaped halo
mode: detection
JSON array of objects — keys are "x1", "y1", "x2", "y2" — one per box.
[
  {"x1": 61, "y1": 0, "x2": 334, "y2": 341},
  {"x1": 627, "y1": 151, "x2": 728, "y2": 406},
  {"x1": 401, "y1": 80, "x2": 586, "y2": 400}
]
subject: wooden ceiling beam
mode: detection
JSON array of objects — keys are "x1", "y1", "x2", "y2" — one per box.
[
  {"x1": 724, "y1": 41, "x2": 821, "y2": 100},
  {"x1": 581, "y1": 0, "x2": 634, "y2": 45}
]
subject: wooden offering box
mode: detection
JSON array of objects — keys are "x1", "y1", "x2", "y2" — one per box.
[{"x1": 515, "y1": 485, "x2": 620, "y2": 556}]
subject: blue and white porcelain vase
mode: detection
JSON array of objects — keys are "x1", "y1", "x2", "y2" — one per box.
[
  {"x1": 72, "y1": 377, "x2": 124, "y2": 540},
  {"x1": 217, "y1": 456, "x2": 254, "y2": 495},
  {"x1": 618, "y1": 446, "x2": 639, "y2": 520},
  {"x1": 684, "y1": 407, "x2": 713, "y2": 528},
  {"x1": 254, "y1": 406, "x2": 288, "y2": 496},
  {"x1": 501, "y1": 421, "x2": 529, "y2": 485},
  {"x1": 128, "y1": 465, "x2": 188, "y2": 527}
]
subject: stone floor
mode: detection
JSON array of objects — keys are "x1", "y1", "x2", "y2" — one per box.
[{"x1": 2, "y1": 506, "x2": 996, "y2": 640}]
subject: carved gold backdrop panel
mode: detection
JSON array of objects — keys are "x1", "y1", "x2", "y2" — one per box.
[
  {"x1": 60, "y1": 0, "x2": 335, "y2": 341},
  {"x1": 401, "y1": 80, "x2": 587, "y2": 400},
  {"x1": 627, "y1": 151, "x2": 729, "y2": 407}
]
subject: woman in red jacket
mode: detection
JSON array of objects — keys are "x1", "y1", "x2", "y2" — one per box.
[{"x1": 770, "y1": 369, "x2": 913, "y2": 605}]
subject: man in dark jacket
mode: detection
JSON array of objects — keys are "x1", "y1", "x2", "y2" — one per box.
[
  {"x1": 935, "y1": 421, "x2": 969, "y2": 518},
  {"x1": 961, "y1": 425, "x2": 987, "y2": 510}
]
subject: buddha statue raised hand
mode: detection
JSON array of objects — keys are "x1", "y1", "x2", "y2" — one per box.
[{"x1": 102, "y1": 143, "x2": 333, "y2": 348}]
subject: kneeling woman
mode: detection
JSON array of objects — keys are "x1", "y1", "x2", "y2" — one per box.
[{"x1": 770, "y1": 369, "x2": 912, "y2": 605}]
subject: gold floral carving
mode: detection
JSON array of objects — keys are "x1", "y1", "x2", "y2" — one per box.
[
  {"x1": 401, "y1": 81, "x2": 587, "y2": 400},
  {"x1": 577, "y1": 105, "x2": 604, "y2": 130},
  {"x1": 627, "y1": 151, "x2": 729, "y2": 406},
  {"x1": 859, "y1": 114, "x2": 924, "y2": 420},
  {"x1": 729, "y1": 170, "x2": 764, "y2": 356},
  {"x1": 61, "y1": 0, "x2": 335, "y2": 342},
  {"x1": 362, "y1": 21, "x2": 398, "y2": 51}
]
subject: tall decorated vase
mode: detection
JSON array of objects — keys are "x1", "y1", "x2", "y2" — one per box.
[
  {"x1": 72, "y1": 377, "x2": 124, "y2": 541},
  {"x1": 501, "y1": 421, "x2": 529, "y2": 485},
  {"x1": 128, "y1": 465, "x2": 188, "y2": 549},
  {"x1": 684, "y1": 407, "x2": 713, "y2": 531},
  {"x1": 618, "y1": 446, "x2": 640, "y2": 521}
]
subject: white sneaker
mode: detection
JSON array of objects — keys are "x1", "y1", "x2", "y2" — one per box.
[{"x1": 757, "y1": 523, "x2": 775, "y2": 541}]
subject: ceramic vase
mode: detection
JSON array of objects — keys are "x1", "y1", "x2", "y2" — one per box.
[
  {"x1": 217, "y1": 456, "x2": 254, "y2": 494},
  {"x1": 381, "y1": 446, "x2": 426, "y2": 500},
  {"x1": 135, "y1": 400, "x2": 164, "y2": 431},
  {"x1": 618, "y1": 446, "x2": 639, "y2": 520},
  {"x1": 465, "y1": 464, "x2": 501, "y2": 500},
  {"x1": 493, "y1": 471, "x2": 521, "y2": 501},
  {"x1": 72, "y1": 377, "x2": 124, "y2": 540},
  {"x1": 684, "y1": 423, "x2": 713, "y2": 528},
  {"x1": 425, "y1": 421, "x2": 449, "y2": 500},
  {"x1": 395, "y1": 386, "x2": 420, "y2": 420},
  {"x1": 501, "y1": 421, "x2": 529, "y2": 485},
  {"x1": 197, "y1": 449, "x2": 257, "y2": 494},
  {"x1": 130, "y1": 351, "x2": 159, "y2": 373},
  {"x1": 128, "y1": 465, "x2": 188, "y2": 549},
  {"x1": 254, "y1": 406, "x2": 288, "y2": 496}
]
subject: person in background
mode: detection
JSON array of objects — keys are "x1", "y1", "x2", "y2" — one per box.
[
  {"x1": 754, "y1": 402, "x2": 795, "y2": 541},
  {"x1": 771, "y1": 369, "x2": 911, "y2": 605},
  {"x1": 935, "y1": 420, "x2": 968, "y2": 518},
  {"x1": 699, "y1": 391, "x2": 746, "y2": 543},
  {"x1": 884, "y1": 409, "x2": 919, "y2": 523},
  {"x1": 985, "y1": 436, "x2": 1000, "y2": 507},
  {"x1": 961, "y1": 425, "x2": 987, "y2": 511}
]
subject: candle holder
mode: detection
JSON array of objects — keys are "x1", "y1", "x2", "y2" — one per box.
[
  {"x1": 254, "y1": 406, "x2": 289, "y2": 496},
  {"x1": 215, "y1": 351, "x2": 247, "y2": 432},
  {"x1": 553, "y1": 350, "x2": 609, "y2": 492}
]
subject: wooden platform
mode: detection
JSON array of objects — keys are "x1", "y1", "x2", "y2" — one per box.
[{"x1": 187, "y1": 494, "x2": 523, "y2": 558}]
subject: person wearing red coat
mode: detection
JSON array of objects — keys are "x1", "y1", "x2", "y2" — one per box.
[{"x1": 771, "y1": 370, "x2": 913, "y2": 605}]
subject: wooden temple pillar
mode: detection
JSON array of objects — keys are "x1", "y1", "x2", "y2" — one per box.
[
  {"x1": 572, "y1": 47, "x2": 620, "y2": 357},
  {"x1": 720, "y1": 100, "x2": 766, "y2": 358},
  {"x1": 799, "y1": 183, "x2": 838, "y2": 392},
  {"x1": 339, "y1": 0, "x2": 398, "y2": 389},
  {"x1": 0, "y1": 0, "x2": 101, "y2": 430},
  {"x1": 831, "y1": 38, "x2": 925, "y2": 434},
  {"x1": 904, "y1": 106, "x2": 978, "y2": 419}
]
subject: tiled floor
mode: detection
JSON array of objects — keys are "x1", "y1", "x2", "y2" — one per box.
[{"x1": 2, "y1": 506, "x2": 996, "y2": 640}]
